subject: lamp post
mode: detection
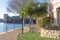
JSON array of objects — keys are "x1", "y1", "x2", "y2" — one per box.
[{"x1": 22, "y1": 12, "x2": 24, "y2": 34}]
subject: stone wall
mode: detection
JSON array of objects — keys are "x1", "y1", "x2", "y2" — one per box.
[
  {"x1": 23, "y1": 27, "x2": 60, "y2": 39},
  {"x1": 40, "y1": 28, "x2": 60, "y2": 39},
  {"x1": 23, "y1": 26, "x2": 36, "y2": 33},
  {"x1": 23, "y1": 26, "x2": 30, "y2": 33}
]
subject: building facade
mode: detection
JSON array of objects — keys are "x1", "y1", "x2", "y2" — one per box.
[
  {"x1": 4, "y1": 14, "x2": 21, "y2": 23},
  {"x1": 4, "y1": 14, "x2": 36, "y2": 24},
  {"x1": 50, "y1": 0, "x2": 60, "y2": 25}
]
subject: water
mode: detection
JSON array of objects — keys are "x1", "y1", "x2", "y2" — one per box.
[{"x1": 0, "y1": 22, "x2": 29, "y2": 32}]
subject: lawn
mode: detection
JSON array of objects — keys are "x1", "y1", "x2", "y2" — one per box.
[{"x1": 17, "y1": 32, "x2": 60, "y2": 40}]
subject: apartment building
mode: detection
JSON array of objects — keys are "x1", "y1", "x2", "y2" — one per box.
[{"x1": 50, "y1": 0, "x2": 60, "y2": 25}]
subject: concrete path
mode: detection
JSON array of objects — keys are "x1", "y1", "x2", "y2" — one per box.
[{"x1": 0, "y1": 29, "x2": 22, "y2": 40}]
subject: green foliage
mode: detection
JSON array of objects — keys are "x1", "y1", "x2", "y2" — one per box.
[
  {"x1": 18, "y1": 6, "x2": 28, "y2": 18},
  {"x1": 18, "y1": 0, "x2": 40, "y2": 26},
  {"x1": 17, "y1": 32, "x2": 60, "y2": 40},
  {"x1": 42, "y1": 17, "x2": 50, "y2": 28},
  {"x1": 36, "y1": 18, "x2": 43, "y2": 28},
  {"x1": 17, "y1": 32, "x2": 40, "y2": 40},
  {"x1": 18, "y1": 0, "x2": 49, "y2": 26},
  {"x1": 18, "y1": 0, "x2": 39, "y2": 18},
  {"x1": 34, "y1": 2, "x2": 48, "y2": 18},
  {"x1": 36, "y1": 17, "x2": 50, "y2": 28},
  {"x1": 18, "y1": 0, "x2": 48, "y2": 18}
]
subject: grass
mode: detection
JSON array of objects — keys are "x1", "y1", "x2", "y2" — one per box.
[{"x1": 17, "y1": 32, "x2": 60, "y2": 40}]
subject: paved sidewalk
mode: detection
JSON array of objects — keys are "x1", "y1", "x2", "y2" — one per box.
[{"x1": 0, "y1": 29, "x2": 22, "y2": 40}]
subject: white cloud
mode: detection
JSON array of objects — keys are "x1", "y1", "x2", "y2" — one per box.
[
  {"x1": 0, "y1": 8, "x2": 6, "y2": 19},
  {"x1": 6, "y1": 12, "x2": 19, "y2": 17}
]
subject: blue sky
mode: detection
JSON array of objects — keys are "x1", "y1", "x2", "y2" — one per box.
[
  {"x1": 0, "y1": 0, "x2": 8, "y2": 19},
  {"x1": 0, "y1": 0, "x2": 50, "y2": 19},
  {"x1": 39, "y1": 0, "x2": 50, "y2": 3}
]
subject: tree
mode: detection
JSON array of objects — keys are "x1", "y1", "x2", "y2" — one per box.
[
  {"x1": 34, "y1": 2, "x2": 48, "y2": 18},
  {"x1": 35, "y1": 1, "x2": 48, "y2": 31},
  {"x1": 7, "y1": 0, "x2": 48, "y2": 26},
  {"x1": 7, "y1": 0, "x2": 28, "y2": 34},
  {"x1": 18, "y1": 0, "x2": 39, "y2": 26}
]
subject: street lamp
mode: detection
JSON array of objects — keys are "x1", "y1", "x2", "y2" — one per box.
[{"x1": 21, "y1": 12, "x2": 24, "y2": 34}]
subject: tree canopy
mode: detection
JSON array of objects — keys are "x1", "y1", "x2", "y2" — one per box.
[
  {"x1": 18, "y1": 0, "x2": 39, "y2": 18},
  {"x1": 7, "y1": 0, "x2": 48, "y2": 18},
  {"x1": 34, "y1": 2, "x2": 48, "y2": 18}
]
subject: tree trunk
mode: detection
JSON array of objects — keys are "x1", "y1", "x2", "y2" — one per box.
[
  {"x1": 31, "y1": 19, "x2": 34, "y2": 25},
  {"x1": 29, "y1": 18, "x2": 31, "y2": 26},
  {"x1": 23, "y1": 18, "x2": 25, "y2": 27},
  {"x1": 22, "y1": 13, "x2": 25, "y2": 34},
  {"x1": 29, "y1": 16, "x2": 32, "y2": 26}
]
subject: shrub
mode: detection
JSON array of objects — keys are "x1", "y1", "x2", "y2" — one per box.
[{"x1": 36, "y1": 17, "x2": 50, "y2": 28}]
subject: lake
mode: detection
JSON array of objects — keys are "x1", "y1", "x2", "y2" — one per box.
[{"x1": 0, "y1": 22, "x2": 30, "y2": 32}]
